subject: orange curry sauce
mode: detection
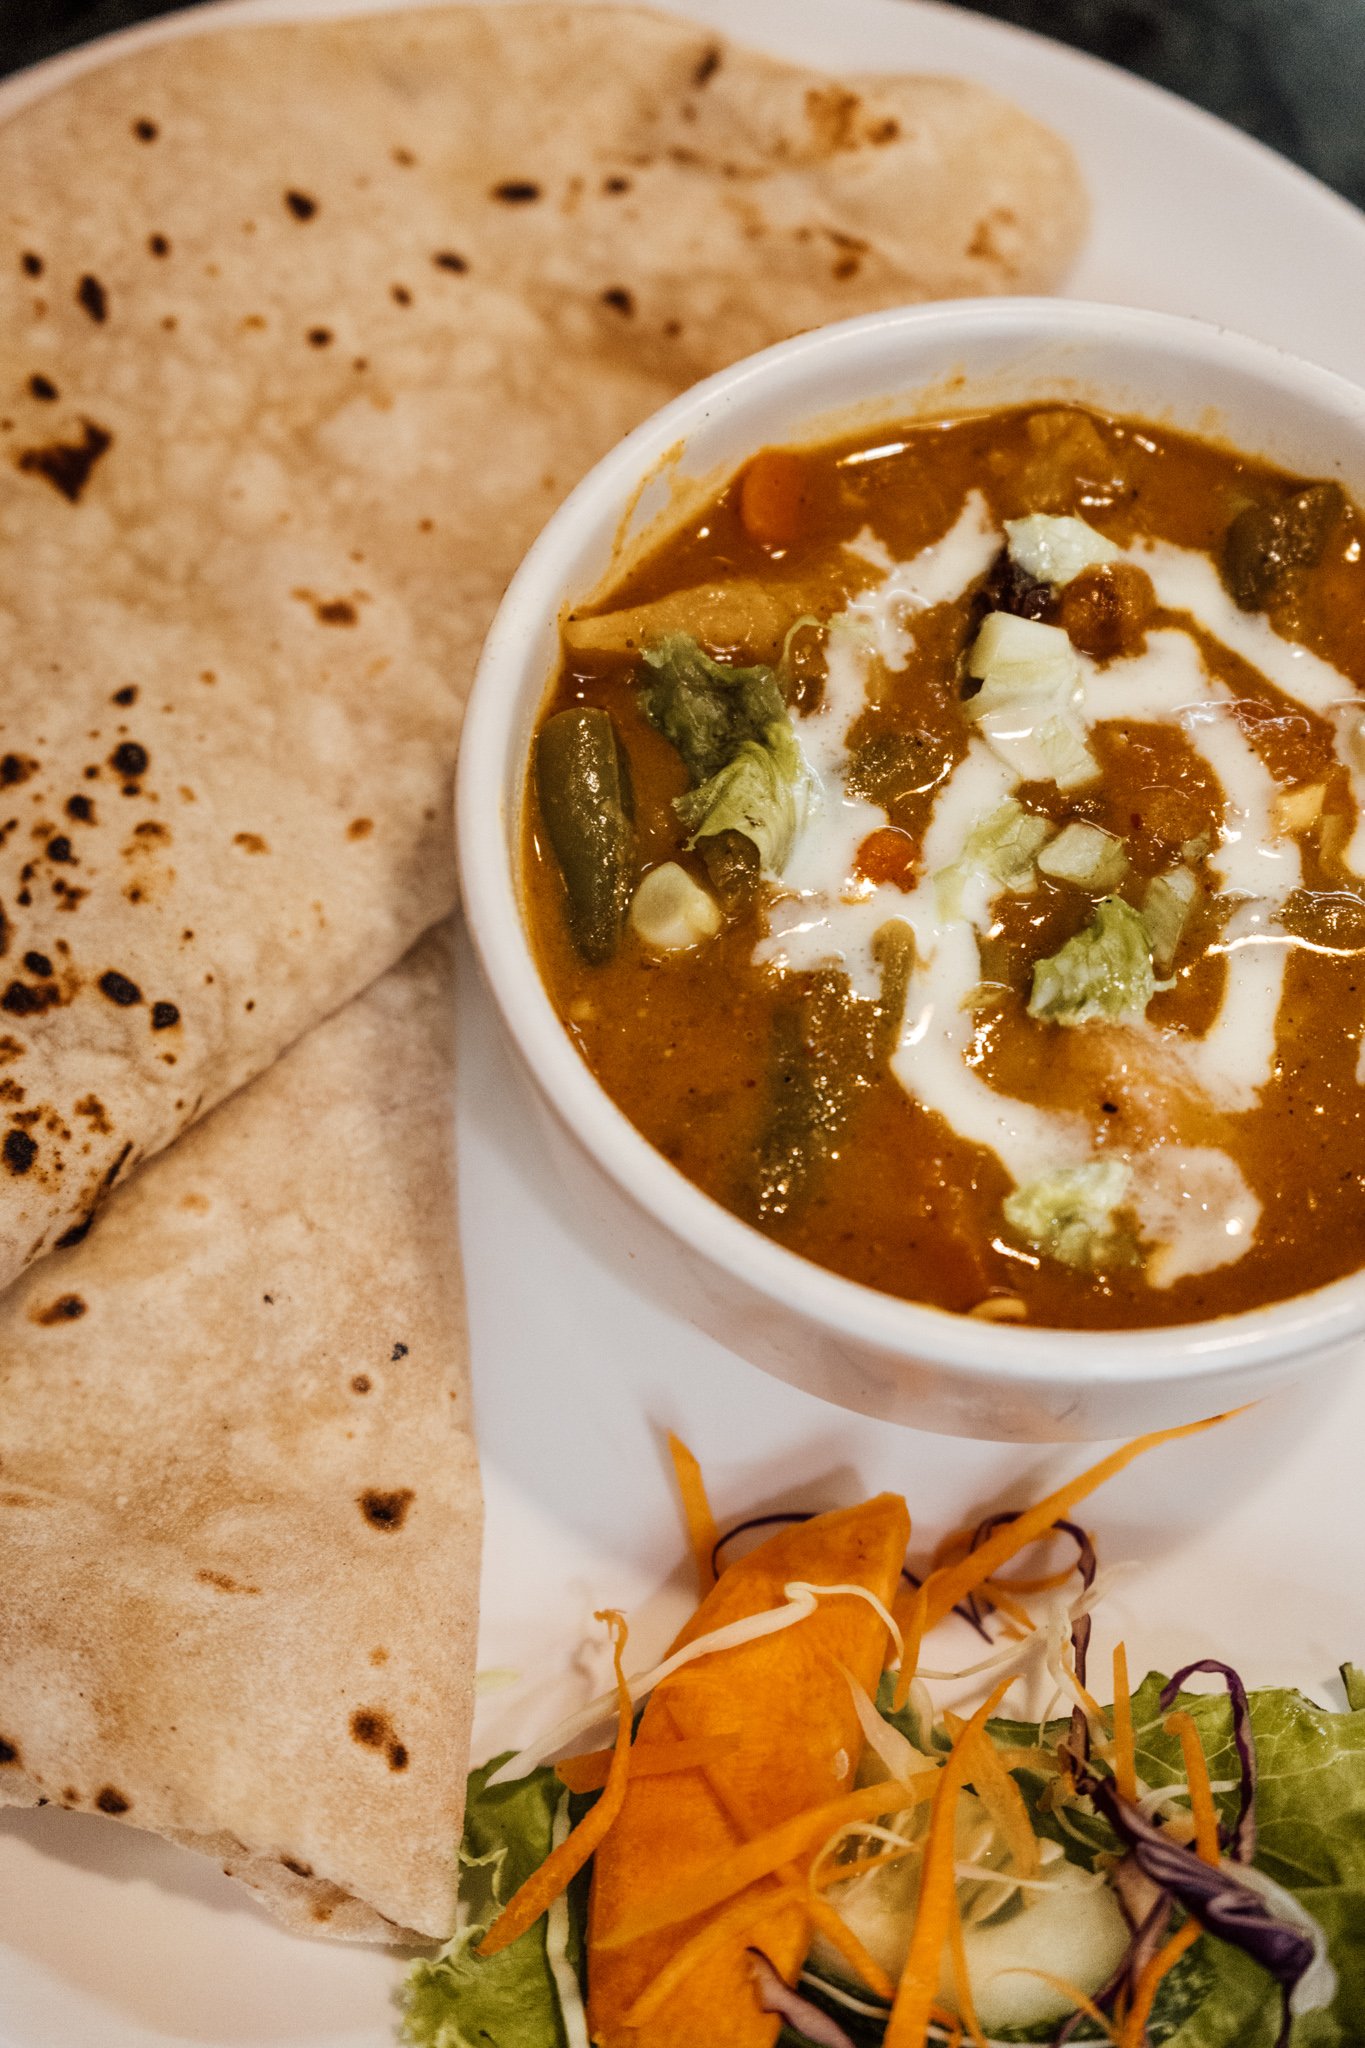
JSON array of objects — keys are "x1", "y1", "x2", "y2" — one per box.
[{"x1": 523, "y1": 407, "x2": 1365, "y2": 1329}]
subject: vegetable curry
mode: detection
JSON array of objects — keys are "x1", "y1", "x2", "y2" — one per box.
[{"x1": 523, "y1": 404, "x2": 1365, "y2": 1329}]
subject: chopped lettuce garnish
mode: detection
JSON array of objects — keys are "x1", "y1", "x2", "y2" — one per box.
[
  {"x1": 1029, "y1": 895, "x2": 1162, "y2": 1026},
  {"x1": 1037, "y1": 820, "x2": 1130, "y2": 890},
  {"x1": 963, "y1": 610, "x2": 1099, "y2": 790},
  {"x1": 639, "y1": 633, "x2": 809, "y2": 873},
  {"x1": 1143, "y1": 866, "x2": 1201, "y2": 972},
  {"x1": 639, "y1": 633, "x2": 787, "y2": 783},
  {"x1": 1005, "y1": 512, "x2": 1121, "y2": 587},
  {"x1": 400, "y1": 1758, "x2": 585, "y2": 2048},
  {"x1": 935, "y1": 798, "x2": 1054, "y2": 923},
  {"x1": 1002, "y1": 1157, "x2": 1135, "y2": 1269},
  {"x1": 674, "y1": 718, "x2": 808, "y2": 874}
]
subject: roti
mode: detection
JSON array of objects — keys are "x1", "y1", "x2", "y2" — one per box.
[
  {"x1": 0, "y1": 3, "x2": 1085, "y2": 1290},
  {"x1": 0, "y1": 924, "x2": 476, "y2": 1942}
]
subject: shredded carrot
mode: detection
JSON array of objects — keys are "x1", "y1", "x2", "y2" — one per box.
[
  {"x1": 667, "y1": 1432, "x2": 719, "y2": 1600},
  {"x1": 554, "y1": 1732, "x2": 739, "y2": 1795},
  {"x1": 946, "y1": 1890, "x2": 990, "y2": 2048},
  {"x1": 973, "y1": 1580, "x2": 1036, "y2": 1632},
  {"x1": 942, "y1": 1707, "x2": 1038, "y2": 1878},
  {"x1": 883, "y1": 1679, "x2": 1012, "y2": 2048},
  {"x1": 1119, "y1": 1920, "x2": 1201, "y2": 2048},
  {"x1": 814, "y1": 1841, "x2": 917, "y2": 1889},
  {"x1": 478, "y1": 1610, "x2": 634, "y2": 1958},
  {"x1": 1008, "y1": 1969, "x2": 1120, "y2": 2044},
  {"x1": 893, "y1": 1582, "x2": 930, "y2": 1711},
  {"x1": 620, "y1": 1878, "x2": 807, "y2": 2026},
  {"x1": 806, "y1": 1890, "x2": 897, "y2": 2002},
  {"x1": 597, "y1": 1773, "x2": 938, "y2": 1950},
  {"x1": 1111, "y1": 1643, "x2": 1137, "y2": 1806},
  {"x1": 918, "y1": 1418, "x2": 1233, "y2": 1636},
  {"x1": 1164, "y1": 1710, "x2": 1220, "y2": 1866}
]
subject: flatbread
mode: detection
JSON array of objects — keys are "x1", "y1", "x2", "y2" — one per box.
[
  {"x1": 0, "y1": 924, "x2": 477, "y2": 1942},
  {"x1": 0, "y1": 3, "x2": 1085, "y2": 1288}
]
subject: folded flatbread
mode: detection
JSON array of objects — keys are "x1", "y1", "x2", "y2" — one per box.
[
  {"x1": 0, "y1": 3, "x2": 1085, "y2": 1288},
  {"x1": 0, "y1": 925, "x2": 476, "y2": 1942}
]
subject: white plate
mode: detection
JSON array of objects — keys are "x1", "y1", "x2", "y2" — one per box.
[{"x1": 4, "y1": 4, "x2": 1365, "y2": 2044}]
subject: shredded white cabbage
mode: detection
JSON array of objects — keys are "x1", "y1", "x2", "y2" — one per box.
[
  {"x1": 963, "y1": 612, "x2": 1098, "y2": 789},
  {"x1": 1005, "y1": 513, "x2": 1121, "y2": 586},
  {"x1": 545, "y1": 1793, "x2": 593, "y2": 2048},
  {"x1": 1036, "y1": 820, "x2": 1129, "y2": 890}
]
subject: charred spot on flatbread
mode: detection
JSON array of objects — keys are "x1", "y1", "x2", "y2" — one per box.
[
  {"x1": 349, "y1": 1707, "x2": 409, "y2": 1770},
  {"x1": 16, "y1": 421, "x2": 112, "y2": 503},
  {"x1": 30, "y1": 1293, "x2": 86, "y2": 1325},
  {"x1": 76, "y1": 274, "x2": 108, "y2": 323},
  {"x1": 0, "y1": 1737, "x2": 20, "y2": 1766},
  {"x1": 283, "y1": 189, "x2": 318, "y2": 221},
  {"x1": 98, "y1": 970, "x2": 143, "y2": 1006},
  {"x1": 3, "y1": 1129, "x2": 37, "y2": 1175},
  {"x1": 492, "y1": 179, "x2": 540, "y2": 202},
  {"x1": 151, "y1": 1001, "x2": 180, "y2": 1030},
  {"x1": 95, "y1": 1786, "x2": 130, "y2": 1813},
  {"x1": 28, "y1": 374, "x2": 58, "y2": 402},
  {"x1": 360, "y1": 1488, "x2": 413, "y2": 1531}
]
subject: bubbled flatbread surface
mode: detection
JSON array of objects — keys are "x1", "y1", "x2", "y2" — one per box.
[
  {"x1": 0, "y1": 924, "x2": 477, "y2": 1943},
  {"x1": 0, "y1": 4, "x2": 1085, "y2": 1288}
]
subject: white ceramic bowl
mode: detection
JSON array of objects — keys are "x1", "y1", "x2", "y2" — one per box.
[{"x1": 458, "y1": 298, "x2": 1365, "y2": 1441}]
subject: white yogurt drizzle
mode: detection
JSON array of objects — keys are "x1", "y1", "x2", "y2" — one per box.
[{"x1": 749, "y1": 499, "x2": 1361, "y2": 1288}]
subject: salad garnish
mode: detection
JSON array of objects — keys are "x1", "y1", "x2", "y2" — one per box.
[{"x1": 402, "y1": 1413, "x2": 1361, "y2": 2048}]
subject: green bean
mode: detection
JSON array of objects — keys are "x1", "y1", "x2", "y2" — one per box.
[
  {"x1": 1223, "y1": 481, "x2": 1344, "y2": 610},
  {"x1": 535, "y1": 707, "x2": 636, "y2": 965},
  {"x1": 749, "y1": 929, "x2": 914, "y2": 1224}
]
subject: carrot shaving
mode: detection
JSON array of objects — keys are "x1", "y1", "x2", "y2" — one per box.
[
  {"x1": 621, "y1": 1879, "x2": 807, "y2": 2026},
  {"x1": 1164, "y1": 1709, "x2": 1220, "y2": 1865},
  {"x1": 943, "y1": 1707, "x2": 1039, "y2": 1878},
  {"x1": 806, "y1": 1890, "x2": 897, "y2": 2002},
  {"x1": 554, "y1": 1732, "x2": 737, "y2": 1795},
  {"x1": 1111, "y1": 1642, "x2": 1137, "y2": 1806},
  {"x1": 667, "y1": 1432, "x2": 718, "y2": 1599},
  {"x1": 1119, "y1": 1919, "x2": 1201, "y2": 2048},
  {"x1": 975, "y1": 1580, "x2": 1036, "y2": 1631},
  {"x1": 597, "y1": 1773, "x2": 938, "y2": 1950},
  {"x1": 883, "y1": 1679, "x2": 1012, "y2": 2048},
  {"x1": 894, "y1": 1582, "x2": 929, "y2": 1711},
  {"x1": 814, "y1": 1842, "x2": 917, "y2": 1889},
  {"x1": 478, "y1": 1610, "x2": 633, "y2": 1958},
  {"x1": 947, "y1": 1890, "x2": 990, "y2": 2048},
  {"x1": 1007, "y1": 1969, "x2": 1120, "y2": 2043},
  {"x1": 919, "y1": 1418, "x2": 1233, "y2": 1634}
]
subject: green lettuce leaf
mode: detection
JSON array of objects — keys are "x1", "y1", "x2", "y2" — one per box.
[
  {"x1": 639, "y1": 633, "x2": 787, "y2": 783},
  {"x1": 935, "y1": 798, "x2": 1054, "y2": 922},
  {"x1": 1029, "y1": 894, "x2": 1160, "y2": 1025},
  {"x1": 1002, "y1": 1158, "x2": 1136, "y2": 1270},
  {"x1": 640, "y1": 634, "x2": 808, "y2": 872},
  {"x1": 399, "y1": 1758, "x2": 585, "y2": 2048},
  {"x1": 675, "y1": 718, "x2": 806, "y2": 874}
]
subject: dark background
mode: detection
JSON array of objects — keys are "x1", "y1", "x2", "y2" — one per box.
[{"x1": 1, "y1": 0, "x2": 1363, "y2": 214}]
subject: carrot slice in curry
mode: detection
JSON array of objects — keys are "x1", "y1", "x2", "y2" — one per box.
[{"x1": 586, "y1": 1494, "x2": 911, "y2": 2048}]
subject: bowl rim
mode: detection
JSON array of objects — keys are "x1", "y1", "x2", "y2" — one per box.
[{"x1": 457, "y1": 294, "x2": 1365, "y2": 1391}]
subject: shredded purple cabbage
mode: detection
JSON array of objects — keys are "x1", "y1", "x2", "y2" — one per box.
[
  {"x1": 710, "y1": 1510, "x2": 815, "y2": 1578},
  {"x1": 1072, "y1": 1763, "x2": 1312, "y2": 2048},
  {"x1": 746, "y1": 1949, "x2": 859, "y2": 2048},
  {"x1": 1161, "y1": 1659, "x2": 1257, "y2": 1862},
  {"x1": 969, "y1": 1512, "x2": 1096, "y2": 1679}
]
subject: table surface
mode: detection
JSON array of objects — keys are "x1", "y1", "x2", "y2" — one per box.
[{"x1": 2, "y1": 0, "x2": 1364, "y2": 215}]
